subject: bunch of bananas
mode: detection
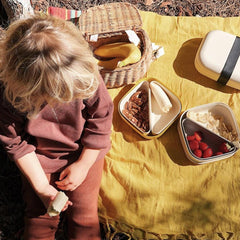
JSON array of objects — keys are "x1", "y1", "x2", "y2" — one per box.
[{"x1": 94, "y1": 42, "x2": 142, "y2": 70}]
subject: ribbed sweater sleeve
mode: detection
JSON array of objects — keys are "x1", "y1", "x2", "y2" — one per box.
[
  {"x1": 81, "y1": 77, "x2": 113, "y2": 149},
  {"x1": 0, "y1": 87, "x2": 35, "y2": 161}
]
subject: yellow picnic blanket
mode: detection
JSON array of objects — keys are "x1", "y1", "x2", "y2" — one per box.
[{"x1": 99, "y1": 12, "x2": 240, "y2": 240}]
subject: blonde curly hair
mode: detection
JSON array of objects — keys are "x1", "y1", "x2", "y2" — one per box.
[{"x1": 0, "y1": 14, "x2": 100, "y2": 118}]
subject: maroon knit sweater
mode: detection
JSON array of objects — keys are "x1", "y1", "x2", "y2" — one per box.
[{"x1": 0, "y1": 77, "x2": 113, "y2": 173}]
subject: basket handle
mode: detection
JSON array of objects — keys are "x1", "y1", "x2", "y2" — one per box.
[{"x1": 152, "y1": 44, "x2": 165, "y2": 60}]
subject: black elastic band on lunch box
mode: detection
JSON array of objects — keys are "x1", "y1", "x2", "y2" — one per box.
[{"x1": 217, "y1": 36, "x2": 240, "y2": 85}]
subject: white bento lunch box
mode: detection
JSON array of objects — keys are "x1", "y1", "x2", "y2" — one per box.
[
  {"x1": 119, "y1": 77, "x2": 182, "y2": 139},
  {"x1": 195, "y1": 30, "x2": 240, "y2": 90},
  {"x1": 178, "y1": 102, "x2": 240, "y2": 164}
]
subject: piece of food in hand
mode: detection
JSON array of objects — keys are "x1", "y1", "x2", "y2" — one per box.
[
  {"x1": 150, "y1": 82, "x2": 172, "y2": 113},
  {"x1": 202, "y1": 148, "x2": 213, "y2": 158},
  {"x1": 189, "y1": 140, "x2": 199, "y2": 151},
  {"x1": 47, "y1": 191, "x2": 68, "y2": 217},
  {"x1": 218, "y1": 142, "x2": 231, "y2": 153}
]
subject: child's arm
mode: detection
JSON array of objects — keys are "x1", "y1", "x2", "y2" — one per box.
[
  {"x1": 55, "y1": 147, "x2": 100, "y2": 191},
  {"x1": 56, "y1": 77, "x2": 113, "y2": 191},
  {"x1": 16, "y1": 151, "x2": 72, "y2": 209}
]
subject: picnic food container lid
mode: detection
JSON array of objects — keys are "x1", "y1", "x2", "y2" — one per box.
[
  {"x1": 177, "y1": 102, "x2": 240, "y2": 164},
  {"x1": 79, "y1": 2, "x2": 142, "y2": 38},
  {"x1": 119, "y1": 78, "x2": 182, "y2": 139},
  {"x1": 195, "y1": 30, "x2": 240, "y2": 90}
]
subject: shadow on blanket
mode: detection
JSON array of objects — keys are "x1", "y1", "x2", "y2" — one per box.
[
  {"x1": 173, "y1": 38, "x2": 238, "y2": 94},
  {"x1": 0, "y1": 144, "x2": 131, "y2": 240}
]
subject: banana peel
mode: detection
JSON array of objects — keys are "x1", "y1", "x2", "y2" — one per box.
[
  {"x1": 97, "y1": 57, "x2": 124, "y2": 70},
  {"x1": 94, "y1": 42, "x2": 142, "y2": 69},
  {"x1": 94, "y1": 42, "x2": 135, "y2": 58},
  {"x1": 117, "y1": 50, "x2": 141, "y2": 67}
]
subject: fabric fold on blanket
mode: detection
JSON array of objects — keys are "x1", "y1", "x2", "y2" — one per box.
[{"x1": 98, "y1": 11, "x2": 240, "y2": 239}]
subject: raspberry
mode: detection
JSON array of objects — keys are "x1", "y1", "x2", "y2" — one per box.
[
  {"x1": 203, "y1": 148, "x2": 213, "y2": 158},
  {"x1": 194, "y1": 149, "x2": 202, "y2": 158},
  {"x1": 189, "y1": 140, "x2": 199, "y2": 151},
  {"x1": 187, "y1": 135, "x2": 195, "y2": 141},
  {"x1": 219, "y1": 142, "x2": 231, "y2": 153},
  {"x1": 194, "y1": 131, "x2": 202, "y2": 142},
  {"x1": 199, "y1": 142, "x2": 208, "y2": 151}
]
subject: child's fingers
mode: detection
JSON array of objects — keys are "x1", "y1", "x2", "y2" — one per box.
[
  {"x1": 55, "y1": 175, "x2": 70, "y2": 187},
  {"x1": 55, "y1": 184, "x2": 68, "y2": 190},
  {"x1": 55, "y1": 179, "x2": 71, "y2": 190},
  {"x1": 59, "y1": 169, "x2": 68, "y2": 181},
  {"x1": 62, "y1": 200, "x2": 73, "y2": 211},
  {"x1": 55, "y1": 180, "x2": 67, "y2": 186},
  {"x1": 50, "y1": 195, "x2": 56, "y2": 202},
  {"x1": 55, "y1": 181, "x2": 76, "y2": 191}
]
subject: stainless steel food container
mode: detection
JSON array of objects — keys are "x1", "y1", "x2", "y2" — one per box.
[{"x1": 178, "y1": 102, "x2": 240, "y2": 164}]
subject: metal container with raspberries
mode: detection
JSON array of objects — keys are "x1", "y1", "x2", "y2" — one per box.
[
  {"x1": 178, "y1": 102, "x2": 240, "y2": 164},
  {"x1": 118, "y1": 78, "x2": 182, "y2": 139}
]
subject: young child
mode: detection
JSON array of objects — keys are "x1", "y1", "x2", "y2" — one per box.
[{"x1": 0, "y1": 14, "x2": 113, "y2": 240}]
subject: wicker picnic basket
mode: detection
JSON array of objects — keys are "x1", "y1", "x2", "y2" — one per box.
[{"x1": 78, "y1": 2, "x2": 153, "y2": 88}]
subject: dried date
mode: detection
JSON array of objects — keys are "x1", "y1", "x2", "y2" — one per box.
[{"x1": 122, "y1": 89, "x2": 149, "y2": 132}]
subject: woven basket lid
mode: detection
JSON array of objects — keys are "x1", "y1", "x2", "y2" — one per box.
[{"x1": 79, "y1": 2, "x2": 142, "y2": 37}]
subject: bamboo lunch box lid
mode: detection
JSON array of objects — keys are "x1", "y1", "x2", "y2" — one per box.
[{"x1": 195, "y1": 30, "x2": 240, "y2": 90}]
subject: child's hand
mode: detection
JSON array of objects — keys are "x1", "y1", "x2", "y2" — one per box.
[
  {"x1": 61, "y1": 199, "x2": 73, "y2": 211},
  {"x1": 56, "y1": 148, "x2": 100, "y2": 191},
  {"x1": 37, "y1": 185, "x2": 73, "y2": 211},
  {"x1": 55, "y1": 161, "x2": 88, "y2": 191},
  {"x1": 48, "y1": 193, "x2": 73, "y2": 213},
  {"x1": 36, "y1": 184, "x2": 59, "y2": 209}
]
